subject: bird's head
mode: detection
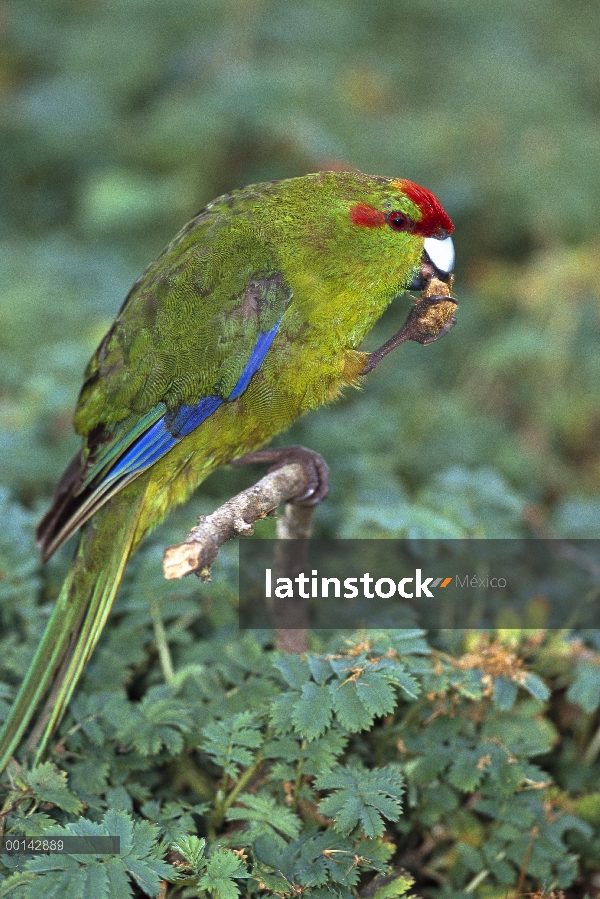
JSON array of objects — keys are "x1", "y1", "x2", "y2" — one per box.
[
  {"x1": 345, "y1": 176, "x2": 455, "y2": 292},
  {"x1": 261, "y1": 172, "x2": 455, "y2": 336},
  {"x1": 269, "y1": 172, "x2": 454, "y2": 302}
]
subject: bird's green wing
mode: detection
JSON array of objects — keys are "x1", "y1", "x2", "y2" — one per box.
[{"x1": 37, "y1": 192, "x2": 292, "y2": 558}]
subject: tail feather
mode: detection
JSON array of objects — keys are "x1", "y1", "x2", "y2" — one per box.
[
  {"x1": 0, "y1": 490, "x2": 145, "y2": 771},
  {"x1": 36, "y1": 451, "x2": 85, "y2": 561}
]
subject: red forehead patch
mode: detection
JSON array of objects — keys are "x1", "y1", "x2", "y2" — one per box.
[
  {"x1": 394, "y1": 179, "x2": 454, "y2": 237},
  {"x1": 349, "y1": 203, "x2": 386, "y2": 228}
]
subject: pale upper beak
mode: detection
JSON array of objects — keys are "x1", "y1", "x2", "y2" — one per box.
[
  {"x1": 409, "y1": 235, "x2": 455, "y2": 290},
  {"x1": 424, "y1": 235, "x2": 455, "y2": 276}
]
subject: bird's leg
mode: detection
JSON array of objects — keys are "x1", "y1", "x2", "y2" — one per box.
[
  {"x1": 362, "y1": 276, "x2": 458, "y2": 374},
  {"x1": 232, "y1": 445, "x2": 330, "y2": 506}
]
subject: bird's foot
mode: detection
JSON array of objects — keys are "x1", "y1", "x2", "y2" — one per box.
[
  {"x1": 362, "y1": 276, "x2": 458, "y2": 374},
  {"x1": 233, "y1": 445, "x2": 329, "y2": 506}
]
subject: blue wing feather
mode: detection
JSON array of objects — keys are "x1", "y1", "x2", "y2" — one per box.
[
  {"x1": 108, "y1": 419, "x2": 178, "y2": 481},
  {"x1": 94, "y1": 317, "x2": 282, "y2": 489},
  {"x1": 169, "y1": 395, "x2": 223, "y2": 439},
  {"x1": 228, "y1": 317, "x2": 282, "y2": 400}
]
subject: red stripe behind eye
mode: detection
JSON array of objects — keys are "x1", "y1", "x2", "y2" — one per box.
[{"x1": 350, "y1": 203, "x2": 386, "y2": 227}]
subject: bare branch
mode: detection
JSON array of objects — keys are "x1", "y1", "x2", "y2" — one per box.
[
  {"x1": 272, "y1": 505, "x2": 314, "y2": 653},
  {"x1": 162, "y1": 461, "x2": 315, "y2": 581}
]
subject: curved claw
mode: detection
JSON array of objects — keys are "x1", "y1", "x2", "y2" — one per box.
[{"x1": 233, "y1": 445, "x2": 330, "y2": 506}]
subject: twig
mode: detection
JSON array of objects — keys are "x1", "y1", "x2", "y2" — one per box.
[
  {"x1": 273, "y1": 505, "x2": 313, "y2": 653},
  {"x1": 162, "y1": 462, "x2": 316, "y2": 581}
]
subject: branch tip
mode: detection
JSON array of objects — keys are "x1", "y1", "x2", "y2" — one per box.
[{"x1": 162, "y1": 459, "x2": 321, "y2": 580}]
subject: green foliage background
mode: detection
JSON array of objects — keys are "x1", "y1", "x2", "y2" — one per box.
[{"x1": 1, "y1": 1, "x2": 600, "y2": 897}]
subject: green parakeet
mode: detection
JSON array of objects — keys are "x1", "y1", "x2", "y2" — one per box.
[{"x1": 0, "y1": 171, "x2": 455, "y2": 772}]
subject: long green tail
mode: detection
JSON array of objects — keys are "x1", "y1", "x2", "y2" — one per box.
[{"x1": 0, "y1": 492, "x2": 145, "y2": 773}]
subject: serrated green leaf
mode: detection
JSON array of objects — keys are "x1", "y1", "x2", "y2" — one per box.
[
  {"x1": 23, "y1": 763, "x2": 83, "y2": 816},
  {"x1": 320, "y1": 791, "x2": 362, "y2": 834},
  {"x1": 520, "y1": 672, "x2": 550, "y2": 702},
  {"x1": 125, "y1": 857, "x2": 168, "y2": 897},
  {"x1": 447, "y1": 749, "x2": 486, "y2": 792},
  {"x1": 206, "y1": 848, "x2": 247, "y2": 880},
  {"x1": 251, "y1": 832, "x2": 288, "y2": 869},
  {"x1": 357, "y1": 803, "x2": 386, "y2": 839},
  {"x1": 105, "y1": 786, "x2": 132, "y2": 812},
  {"x1": 316, "y1": 763, "x2": 403, "y2": 837},
  {"x1": 251, "y1": 871, "x2": 291, "y2": 893},
  {"x1": 455, "y1": 840, "x2": 484, "y2": 872},
  {"x1": 201, "y1": 711, "x2": 263, "y2": 777},
  {"x1": 303, "y1": 730, "x2": 349, "y2": 776},
  {"x1": 354, "y1": 670, "x2": 397, "y2": 717},
  {"x1": 13, "y1": 857, "x2": 110, "y2": 899},
  {"x1": 3, "y1": 810, "x2": 173, "y2": 899},
  {"x1": 492, "y1": 676, "x2": 518, "y2": 710},
  {"x1": 111, "y1": 693, "x2": 192, "y2": 757},
  {"x1": 198, "y1": 848, "x2": 247, "y2": 899},
  {"x1": 382, "y1": 669, "x2": 420, "y2": 701},
  {"x1": 103, "y1": 809, "x2": 135, "y2": 855},
  {"x1": 0, "y1": 871, "x2": 38, "y2": 898},
  {"x1": 272, "y1": 655, "x2": 311, "y2": 689},
  {"x1": 371, "y1": 872, "x2": 414, "y2": 898},
  {"x1": 170, "y1": 835, "x2": 206, "y2": 874},
  {"x1": 140, "y1": 800, "x2": 200, "y2": 846},
  {"x1": 567, "y1": 662, "x2": 600, "y2": 712},
  {"x1": 331, "y1": 680, "x2": 375, "y2": 732},
  {"x1": 102, "y1": 857, "x2": 134, "y2": 898},
  {"x1": 129, "y1": 818, "x2": 162, "y2": 860},
  {"x1": 292, "y1": 681, "x2": 333, "y2": 740},
  {"x1": 306, "y1": 654, "x2": 333, "y2": 685},
  {"x1": 269, "y1": 690, "x2": 299, "y2": 733},
  {"x1": 226, "y1": 792, "x2": 301, "y2": 839},
  {"x1": 68, "y1": 759, "x2": 110, "y2": 799}
]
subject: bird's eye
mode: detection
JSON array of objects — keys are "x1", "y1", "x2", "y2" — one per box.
[{"x1": 388, "y1": 212, "x2": 408, "y2": 231}]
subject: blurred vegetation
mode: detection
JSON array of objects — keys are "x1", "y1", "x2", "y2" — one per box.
[{"x1": 1, "y1": 1, "x2": 600, "y2": 897}]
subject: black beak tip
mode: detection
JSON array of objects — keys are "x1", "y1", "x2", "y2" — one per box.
[
  {"x1": 408, "y1": 272, "x2": 427, "y2": 291},
  {"x1": 409, "y1": 250, "x2": 453, "y2": 291}
]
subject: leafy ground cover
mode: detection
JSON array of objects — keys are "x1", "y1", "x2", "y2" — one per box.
[{"x1": 1, "y1": 1, "x2": 600, "y2": 895}]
